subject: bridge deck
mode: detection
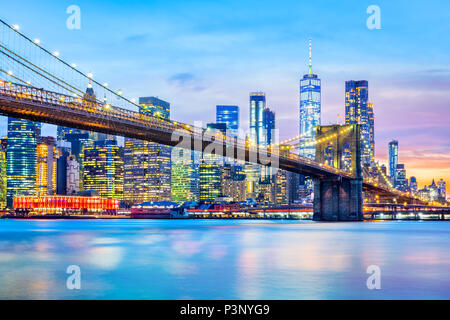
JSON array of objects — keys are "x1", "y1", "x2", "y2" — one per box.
[{"x1": 0, "y1": 80, "x2": 422, "y2": 202}]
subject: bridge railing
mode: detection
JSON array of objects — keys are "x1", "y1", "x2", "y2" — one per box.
[{"x1": 0, "y1": 79, "x2": 358, "y2": 178}]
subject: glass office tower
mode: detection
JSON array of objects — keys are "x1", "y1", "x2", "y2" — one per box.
[
  {"x1": 299, "y1": 40, "x2": 321, "y2": 160},
  {"x1": 298, "y1": 40, "x2": 321, "y2": 203},
  {"x1": 123, "y1": 97, "x2": 171, "y2": 204},
  {"x1": 83, "y1": 138, "x2": 124, "y2": 199},
  {"x1": 345, "y1": 80, "x2": 374, "y2": 166},
  {"x1": 249, "y1": 92, "x2": 266, "y2": 145},
  {"x1": 171, "y1": 148, "x2": 200, "y2": 204},
  {"x1": 262, "y1": 108, "x2": 275, "y2": 183},
  {"x1": 388, "y1": 140, "x2": 399, "y2": 184},
  {"x1": 199, "y1": 123, "x2": 226, "y2": 202},
  {"x1": 394, "y1": 164, "x2": 408, "y2": 192},
  {"x1": 216, "y1": 105, "x2": 239, "y2": 138},
  {"x1": 6, "y1": 118, "x2": 41, "y2": 206}
]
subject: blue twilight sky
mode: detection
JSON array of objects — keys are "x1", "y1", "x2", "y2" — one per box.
[{"x1": 1, "y1": 0, "x2": 449, "y2": 188}]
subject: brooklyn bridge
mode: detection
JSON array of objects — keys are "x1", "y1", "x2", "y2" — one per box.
[{"x1": 0, "y1": 19, "x2": 443, "y2": 221}]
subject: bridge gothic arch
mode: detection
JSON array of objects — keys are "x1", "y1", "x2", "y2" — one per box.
[{"x1": 313, "y1": 124, "x2": 363, "y2": 221}]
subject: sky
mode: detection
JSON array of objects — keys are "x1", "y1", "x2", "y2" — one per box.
[{"x1": 1, "y1": 0, "x2": 449, "y2": 192}]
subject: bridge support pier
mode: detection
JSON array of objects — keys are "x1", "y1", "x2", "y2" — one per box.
[{"x1": 313, "y1": 177, "x2": 363, "y2": 221}]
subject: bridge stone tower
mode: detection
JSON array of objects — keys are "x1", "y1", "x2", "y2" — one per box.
[{"x1": 313, "y1": 124, "x2": 363, "y2": 221}]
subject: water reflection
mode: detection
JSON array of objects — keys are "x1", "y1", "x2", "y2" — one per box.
[{"x1": 0, "y1": 219, "x2": 449, "y2": 299}]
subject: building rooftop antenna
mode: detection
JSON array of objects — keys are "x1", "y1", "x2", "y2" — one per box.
[{"x1": 309, "y1": 39, "x2": 312, "y2": 76}]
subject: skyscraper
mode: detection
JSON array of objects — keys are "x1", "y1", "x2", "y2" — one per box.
[
  {"x1": 410, "y1": 176, "x2": 418, "y2": 195},
  {"x1": 388, "y1": 140, "x2": 399, "y2": 183},
  {"x1": 248, "y1": 93, "x2": 266, "y2": 198},
  {"x1": 199, "y1": 123, "x2": 225, "y2": 202},
  {"x1": 249, "y1": 92, "x2": 266, "y2": 146},
  {"x1": 438, "y1": 179, "x2": 446, "y2": 200},
  {"x1": 261, "y1": 108, "x2": 276, "y2": 183},
  {"x1": 6, "y1": 118, "x2": 41, "y2": 206},
  {"x1": 299, "y1": 40, "x2": 321, "y2": 160},
  {"x1": 263, "y1": 108, "x2": 276, "y2": 146},
  {"x1": 171, "y1": 148, "x2": 200, "y2": 204},
  {"x1": 216, "y1": 105, "x2": 239, "y2": 138},
  {"x1": 221, "y1": 165, "x2": 247, "y2": 202},
  {"x1": 274, "y1": 170, "x2": 289, "y2": 205},
  {"x1": 36, "y1": 136, "x2": 58, "y2": 196},
  {"x1": 345, "y1": 80, "x2": 374, "y2": 165},
  {"x1": 123, "y1": 97, "x2": 171, "y2": 204},
  {"x1": 57, "y1": 126, "x2": 83, "y2": 142},
  {"x1": 56, "y1": 141, "x2": 71, "y2": 195},
  {"x1": 66, "y1": 155, "x2": 80, "y2": 195},
  {"x1": 298, "y1": 41, "x2": 321, "y2": 203},
  {"x1": 199, "y1": 159, "x2": 221, "y2": 202},
  {"x1": 83, "y1": 138, "x2": 123, "y2": 199},
  {"x1": 395, "y1": 164, "x2": 407, "y2": 192}
]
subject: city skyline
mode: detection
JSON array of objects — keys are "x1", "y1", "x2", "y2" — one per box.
[{"x1": 0, "y1": 1, "x2": 448, "y2": 192}]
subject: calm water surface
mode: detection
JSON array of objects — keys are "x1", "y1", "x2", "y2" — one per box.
[{"x1": 0, "y1": 219, "x2": 449, "y2": 299}]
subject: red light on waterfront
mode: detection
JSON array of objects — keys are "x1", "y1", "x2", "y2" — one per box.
[{"x1": 13, "y1": 196, "x2": 119, "y2": 211}]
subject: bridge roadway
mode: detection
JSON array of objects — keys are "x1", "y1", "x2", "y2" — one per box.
[{"x1": 0, "y1": 81, "x2": 419, "y2": 203}]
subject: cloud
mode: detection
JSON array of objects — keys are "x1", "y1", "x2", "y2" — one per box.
[
  {"x1": 167, "y1": 72, "x2": 208, "y2": 92},
  {"x1": 168, "y1": 72, "x2": 195, "y2": 86}
]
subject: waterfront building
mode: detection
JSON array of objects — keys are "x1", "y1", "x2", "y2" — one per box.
[
  {"x1": 410, "y1": 176, "x2": 418, "y2": 195},
  {"x1": 299, "y1": 40, "x2": 321, "y2": 160},
  {"x1": 171, "y1": 148, "x2": 200, "y2": 204},
  {"x1": 257, "y1": 181, "x2": 274, "y2": 204},
  {"x1": 345, "y1": 80, "x2": 374, "y2": 165},
  {"x1": 244, "y1": 163, "x2": 260, "y2": 200},
  {"x1": 199, "y1": 156, "x2": 221, "y2": 202},
  {"x1": 394, "y1": 164, "x2": 408, "y2": 192},
  {"x1": 123, "y1": 97, "x2": 171, "y2": 204},
  {"x1": 221, "y1": 165, "x2": 247, "y2": 202},
  {"x1": 36, "y1": 136, "x2": 58, "y2": 196},
  {"x1": 274, "y1": 170, "x2": 289, "y2": 205},
  {"x1": 83, "y1": 138, "x2": 123, "y2": 199},
  {"x1": 216, "y1": 105, "x2": 239, "y2": 138},
  {"x1": 6, "y1": 118, "x2": 41, "y2": 206},
  {"x1": 388, "y1": 140, "x2": 399, "y2": 183},
  {"x1": 199, "y1": 123, "x2": 224, "y2": 202},
  {"x1": 13, "y1": 195, "x2": 119, "y2": 215}
]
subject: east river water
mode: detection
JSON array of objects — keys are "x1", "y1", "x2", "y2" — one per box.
[{"x1": 0, "y1": 219, "x2": 449, "y2": 299}]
